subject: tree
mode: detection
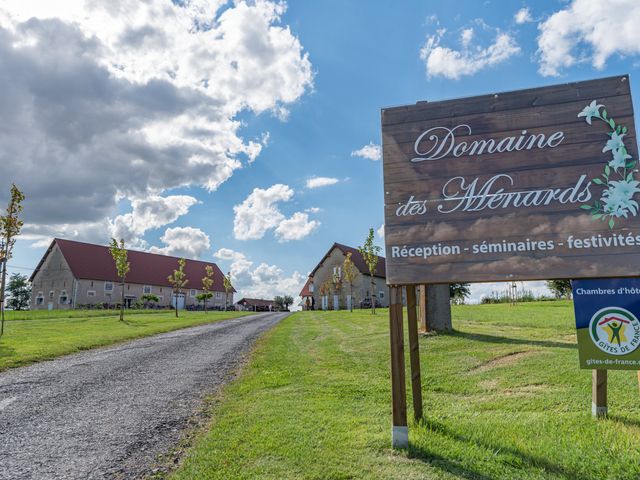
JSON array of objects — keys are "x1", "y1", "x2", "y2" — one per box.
[
  {"x1": 196, "y1": 292, "x2": 213, "y2": 309},
  {"x1": 168, "y1": 258, "x2": 188, "y2": 318},
  {"x1": 1, "y1": 184, "x2": 25, "y2": 336},
  {"x1": 201, "y1": 265, "x2": 214, "y2": 313},
  {"x1": 223, "y1": 271, "x2": 233, "y2": 310},
  {"x1": 546, "y1": 279, "x2": 572, "y2": 299},
  {"x1": 6, "y1": 273, "x2": 30, "y2": 310},
  {"x1": 318, "y1": 279, "x2": 331, "y2": 310},
  {"x1": 282, "y1": 295, "x2": 293, "y2": 311},
  {"x1": 141, "y1": 293, "x2": 159, "y2": 307},
  {"x1": 109, "y1": 238, "x2": 130, "y2": 322},
  {"x1": 342, "y1": 252, "x2": 357, "y2": 312},
  {"x1": 449, "y1": 283, "x2": 471, "y2": 305},
  {"x1": 274, "y1": 295, "x2": 284, "y2": 311},
  {"x1": 358, "y1": 228, "x2": 381, "y2": 315}
]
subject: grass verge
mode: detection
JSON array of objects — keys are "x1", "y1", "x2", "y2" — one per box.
[
  {"x1": 170, "y1": 302, "x2": 640, "y2": 480},
  {"x1": 0, "y1": 310, "x2": 252, "y2": 371}
]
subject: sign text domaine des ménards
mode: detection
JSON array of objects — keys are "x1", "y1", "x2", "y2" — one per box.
[{"x1": 382, "y1": 75, "x2": 640, "y2": 285}]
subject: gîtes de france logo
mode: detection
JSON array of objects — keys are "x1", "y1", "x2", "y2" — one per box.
[
  {"x1": 578, "y1": 101, "x2": 640, "y2": 228},
  {"x1": 589, "y1": 306, "x2": 640, "y2": 356}
]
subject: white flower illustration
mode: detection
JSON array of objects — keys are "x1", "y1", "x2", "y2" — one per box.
[
  {"x1": 577, "y1": 100, "x2": 603, "y2": 125},
  {"x1": 603, "y1": 131, "x2": 626, "y2": 153},
  {"x1": 601, "y1": 179, "x2": 640, "y2": 218},
  {"x1": 609, "y1": 148, "x2": 631, "y2": 171},
  {"x1": 579, "y1": 100, "x2": 637, "y2": 228}
]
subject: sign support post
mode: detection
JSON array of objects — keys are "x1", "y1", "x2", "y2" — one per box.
[
  {"x1": 406, "y1": 285, "x2": 423, "y2": 422},
  {"x1": 419, "y1": 285, "x2": 427, "y2": 333},
  {"x1": 592, "y1": 369, "x2": 607, "y2": 418},
  {"x1": 389, "y1": 285, "x2": 408, "y2": 448}
]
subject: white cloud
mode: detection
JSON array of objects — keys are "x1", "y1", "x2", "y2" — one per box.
[
  {"x1": 377, "y1": 223, "x2": 385, "y2": 239},
  {"x1": 213, "y1": 247, "x2": 305, "y2": 302},
  {"x1": 274, "y1": 212, "x2": 320, "y2": 242},
  {"x1": 148, "y1": 226, "x2": 211, "y2": 259},
  {"x1": 0, "y1": 0, "x2": 312, "y2": 241},
  {"x1": 233, "y1": 184, "x2": 319, "y2": 241},
  {"x1": 351, "y1": 142, "x2": 382, "y2": 161},
  {"x1": 460, "y1": 28, "x2": 474, "y2": 47},
  {"x1": 514, "y1": 7, "x2": 533, "y2": 24},
  {"x1": 306, "y1": 176, "x2": 339, "y2": 189},
  {"x1": 537, "y1": 0, "x2": 640, "y2": 76},
  {"x1": 110, "y1": 195, "x2": 199, "y2": 246},
  {"x1": 420, "y1": 30, "x2": 520, "y2": 79}
]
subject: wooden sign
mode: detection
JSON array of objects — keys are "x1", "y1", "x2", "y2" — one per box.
[{"x1": 382, "y1": 75, "x2": 640, "y2": 285}]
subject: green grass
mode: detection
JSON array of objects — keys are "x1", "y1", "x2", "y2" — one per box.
[
  {"x1": 0, "y1": 310, "x2": 253, "y2": 371},
  {"x1": 171, "y1": 301, "x2": 640, "y2": 480},
  {"x1": 2, "y1": 308, "x2": 171, "y2": 321}
]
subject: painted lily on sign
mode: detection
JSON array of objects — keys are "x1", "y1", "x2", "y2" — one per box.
[
  {"x1": 578, "y1": 100, "x2": 604, "y2": 125},
  {"x1": 578, "y1": 100, "x2": 639, "y2": 228}
]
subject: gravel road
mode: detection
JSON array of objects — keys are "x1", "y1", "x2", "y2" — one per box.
[{"x1": 0, "y1": 312, "x2": 287, "y2": 480}]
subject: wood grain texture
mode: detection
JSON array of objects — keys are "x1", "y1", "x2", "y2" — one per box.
[
  {"x1": 389, "y1": 286, "x2": 407, "y2": 427},
  {"x1": 406, "y1": 286, "x2": 423, "y2": 422},
  {"x1": 382, "y1": 75, "x2": 640, "y2": 285}
]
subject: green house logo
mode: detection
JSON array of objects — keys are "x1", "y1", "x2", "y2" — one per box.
[{"x1": 589, "y1": 307, "x2": 640, "y2": 356}]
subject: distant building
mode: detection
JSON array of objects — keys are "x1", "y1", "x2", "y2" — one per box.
[
  {"x1": 29, "y1": 238, "x2": 234, "y2": 310},
  {"x1": 299, "y1": 242, "x2": 388, "y2": 310},
  {"x1": 236, "y1": 298, "x2": 276, "y2": 312}
]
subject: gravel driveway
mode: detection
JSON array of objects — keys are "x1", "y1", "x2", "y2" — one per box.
[{"x1": 0, "y1": 312, "x2": 287, "y2": 479}]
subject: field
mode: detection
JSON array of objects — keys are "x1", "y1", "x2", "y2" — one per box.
[
  {"x1": 170, "y1": 302, "x2": 640, "y2": 480},
  {"x1": 0, "y1": 309, "x2": 252, "y2": 371}
]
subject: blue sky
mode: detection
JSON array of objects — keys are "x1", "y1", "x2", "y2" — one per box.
[{"x1": 2, "y1": 0, "x2": 640, "y2": 302}]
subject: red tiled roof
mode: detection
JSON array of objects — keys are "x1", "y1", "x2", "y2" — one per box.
[
  {"x1": 32, "y1": 238, "x2": 233, "y2": 292},
  {"x1": 236, "y1": 298, "x2": 274, "y2": 307},
  {"x1": 310, "y1": 242, "x2": 386, "y2": 279},
  {"x1": 299, "y1": 277, "x2": 313, "y2": 297}
]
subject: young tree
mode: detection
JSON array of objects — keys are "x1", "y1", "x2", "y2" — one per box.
[
  {"x1": 546, "y1": 279, "x2": 572, "y2": 299},
  {"x1": 319, "y1": 279, "x2": 332, "y2": 310},
  {"x1": 358, "y1": 228, "x2": 381, "y2": 315},
  {"x1": 168, "y1": 258, "x2": 188, "y2": 318},
  {"x1": 449, "y1": 283, "x2": 471, "y2": 305},
  {"x1": 109, "y1": 238, "x2": 130, "y2": 322},
  {"x1": 201, "y1": 265, "x2": 215, "y2": 313},
  {"x1": 6, "y1": 273, "x2": 31, "y2": 310},
  {"x1": 342, "y1": 252, "x2": 357, "y2": 312},
  {"x1": 223, "y1": 271, "x2": 233, "y2": 310},
  {"x1": 0, "y1": 184, "x2": 25, "y2": 336}
]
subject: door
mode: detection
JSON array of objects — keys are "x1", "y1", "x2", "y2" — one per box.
[
  {"x1": 333, "y1": 295, "x2": 339, "y2": 310},
  {"x1": 172, "y1": 294, "x2": 185, "y2": 310},
  {"x1": 47, "y1": 302, "x2": 53, "y2": 310}
]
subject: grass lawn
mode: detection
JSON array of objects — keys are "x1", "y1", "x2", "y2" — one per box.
[
  {"x1": 171, "y1": 301, "x2": 640, "y2": 480},
  {"x1": 0, "y1": 309, "x2": 253, "y2": 371}
]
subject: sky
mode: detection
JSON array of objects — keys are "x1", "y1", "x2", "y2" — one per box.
[{"x1": 2, "y1": 0, "x2": 640, "y2": 304}]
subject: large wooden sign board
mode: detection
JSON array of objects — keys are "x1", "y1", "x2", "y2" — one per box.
[{"x1": 382, "y1": 75, "x2": 640, "y2": 285}]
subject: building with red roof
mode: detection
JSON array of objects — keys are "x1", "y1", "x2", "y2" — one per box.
[
  {"x1": 299, "y1": 242, "x2": 387, "y2": 310},
  {"x1": 29, "y1": 238, "x2": 234, "y2": 310}
]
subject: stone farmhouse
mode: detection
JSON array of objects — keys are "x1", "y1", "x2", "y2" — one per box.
[
  {"x1": 299, "y1": 242, "x2": 387, "y2": 310},
  {"x1": 29, "y1": 238, "x2": 234, "y2": 310}
]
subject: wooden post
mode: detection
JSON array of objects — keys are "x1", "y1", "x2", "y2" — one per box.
[
  {"x1": 592, "y1": 369, "x2": 607, "y2": 418},
  {"x1": 389, "y1": 285, "x2": 408, "y2": 448},
  {"x1": 419, "y1": 284, "x2": 427, "y2": 333},
  {"x1": 637, "y1": 371, "x2": 640, "y2": 394},
  {"x1": 406, "y1": 285, "x2": 423, "y2": 422}
]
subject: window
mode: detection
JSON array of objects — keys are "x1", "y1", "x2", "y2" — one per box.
[
  {"x1": 160, "y1": 287, "x2": 163, "y2": 293},
  {"x1": 216, "y1": 292, "x2": 222, "y2": 299},
  {"x1": 379, "y1": 291, "x2": 385, "y2": 299},
  {"x1": 127, "y1": 284, "x2": 130, "y2": 290},
  {"x1": 59, "y1": 290, "x2": 68, "y2": 304},
  {"x1": 36, "y1": 292, "x2": 44, "y2": 305},
  {"x1": 143, "y1": 285, "x2": 152, "y2": 294},
  {"x1": 157, "y1": 295, "x2": 163, "y2": 303},
  {"x1": 87, "y1": 290, "x2": 96, "y2": 297},
  {"x1": 49, "y1": 290, "x2": 55, "y2": 299},
  {"x1": 189, "y1": 289, "x2": 197, "y2": 297},
  {"x1": 105, "y1": 281, "x2": 113, "y2": 292},
  {"x1": 90, "y1": 281, "x2": 94, "y2": 287}
]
